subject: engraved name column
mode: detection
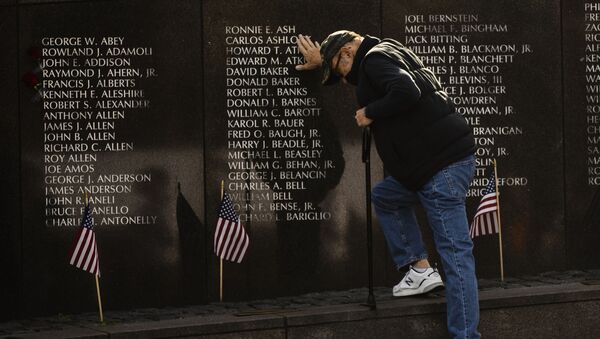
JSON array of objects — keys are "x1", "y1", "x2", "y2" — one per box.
[
  {"x1": 563, "y1": 0, "x2": 600, "y2": 268},
  {"x1": 40, "y1": 36, "x2": 158, "y2": 227},
  {"x1": 224, "y1": 25, "x2": 333, "y2": 222},
  {"x1": 585, "y1": 3, "x2": 600, "y2": 185},
  {"x1": 388, "y1": 1, "x2": 564, "y2": 274},
  {"x1": 403, "y1": 14, "x2": 531, "y2": 196}
]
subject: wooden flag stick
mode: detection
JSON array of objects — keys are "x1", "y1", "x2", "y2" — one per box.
[
  {"x1": 493, "y1": 159, "x2": 505, "y2": 282},
  {"x1": 219, "y1": 182, "x2": 224, "y2": 302},
  {"x1": 95, "y1": 275, "x2": 104, "y2": 322},
  {"x1": 220, "y1": 258, "x2": 224, "y2": 302},
  {"x1": 85, "y1": 193, "x2": 104, "y2": 322}
]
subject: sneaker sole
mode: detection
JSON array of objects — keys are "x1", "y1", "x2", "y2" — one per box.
[{"x1": 393, "y1": 281, "x2": 445, "y2": 297}]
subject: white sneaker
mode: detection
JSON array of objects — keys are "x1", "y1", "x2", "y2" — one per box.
[{"x1": 393, "y1": 266, "x2": 444, "y2": 297}]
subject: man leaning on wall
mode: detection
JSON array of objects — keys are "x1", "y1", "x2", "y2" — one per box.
[{"x1": 295, "y1": 30, "x2": 480, "y2": 338}]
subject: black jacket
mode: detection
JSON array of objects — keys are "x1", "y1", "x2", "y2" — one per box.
[{"x1": 353, "y1": 36, "x2": 475, "y2": 191}]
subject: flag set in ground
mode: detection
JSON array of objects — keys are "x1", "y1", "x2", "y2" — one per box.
[
  {"x1": 68, "y1": 201, "x2": 105, "y2": 321},
  {"x1": 470, "y1": 161, "x2": 505, "y2": 281}
]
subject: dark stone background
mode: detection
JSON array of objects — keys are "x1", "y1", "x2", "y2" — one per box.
[
  {"x1": 16, "y1": 0, "x2": 204, "y2": 317},
  {"x1": 202, "y1": 0, "x2": 389, "y2": 301},
  {"x1": 384, "y1": 0, "x2": 565, "y2": 277},
  {"x1": 0, "y1": 3, "x2": 19, "y2": 321},
  {"x1": 563, "y1": 0, "x2": 600, "y2": 269},
  {"x1": 0, "y1": 0, "x2": 596, "y2": 320}
]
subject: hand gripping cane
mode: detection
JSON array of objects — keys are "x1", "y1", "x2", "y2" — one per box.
[{"x1": 362, "y1": 126, "x2": 376, "y2": 310}]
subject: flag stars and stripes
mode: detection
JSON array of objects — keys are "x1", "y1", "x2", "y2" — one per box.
[
  {"x1": 69, "y1": 203, "x2": 101, "y2": 276},
  {"x1": 470, "y1": 174, "x2": 499, "y2": 238},
  {"x1": 214, "y1": 193, "x2": 250, "y2": 263}
]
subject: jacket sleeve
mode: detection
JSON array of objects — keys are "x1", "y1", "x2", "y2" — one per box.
[{"x1": 363, "y1": 55, "x2": 421, "y2": 120}]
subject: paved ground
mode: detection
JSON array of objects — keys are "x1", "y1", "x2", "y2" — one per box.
[{"x1": 1, "y1": 269, "x2": 600, "y2": 338}]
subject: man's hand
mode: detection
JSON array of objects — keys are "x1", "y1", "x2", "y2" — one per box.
[
  {"x1": 295, "y1": 34, "x2": 322, "y2": 71},
  {"x1": 355, "y1": 107, "x2": 373, "y2": 127}
]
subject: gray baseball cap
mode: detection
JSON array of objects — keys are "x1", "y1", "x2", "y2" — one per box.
[{"x1": 320, "y1": 30, "x2": 357, "y2": 85}]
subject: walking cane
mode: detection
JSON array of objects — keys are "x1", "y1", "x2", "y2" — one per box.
[{"x1": 363, "y1": 126, "x2": 376, "y2": 310}]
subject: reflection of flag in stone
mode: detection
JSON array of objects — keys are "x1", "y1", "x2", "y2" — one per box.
[
  {"x1": 470, "y1": 175, "x2": 499, "y2": 238},
  {"x1": 214, "y1": 193, "x2": 249, "y2": 263},
  {"x1": 69, "y1": 204, "x2": 101, "y2": 276}
]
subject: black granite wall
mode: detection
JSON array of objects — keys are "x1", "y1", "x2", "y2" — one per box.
[
  {"x1": 1, "y1": 0, "x2": 598, "y2": 320},
  {"x1": 15, "y1": 0, "x2": 204, "y2": 317},
  {"x1": 383, "y1": 0, "x2": 565, "y2": 278},
  {"x1": 202, "y1": 0, "x2": 387, "y2": 300},
  {"x1": 0, "y1": 1, "x2": 20, "y2": 321},
  {"x1": 563, "y1": 0, "x2": 600, "y2": 269}
]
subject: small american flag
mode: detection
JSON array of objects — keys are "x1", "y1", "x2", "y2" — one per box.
[
  {"x1": 214, "y1": 193, "x2": 249, "y2": 263},
  {"x1": 470, "y1": 175, "x2": 499, "y2": 238},
  {"x1": 69, "y1": 204, "x2": 100, "y2": 276}
]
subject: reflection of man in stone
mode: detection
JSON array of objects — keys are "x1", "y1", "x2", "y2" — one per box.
[{"x1": 296, "y1": 31, "x2": 479, "y2": 338}]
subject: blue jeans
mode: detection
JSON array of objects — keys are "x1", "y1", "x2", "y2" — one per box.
[{"x1": 372, "y1": 156, "x2": 480, "y2": 339}]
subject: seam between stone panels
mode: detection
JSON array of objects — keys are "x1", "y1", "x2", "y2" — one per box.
[
  {"x1": 379, "y1": 0, "x2": 383, "y2": 37},
  {"x1": 199, "y1": 0, "x2": 209, "y2": 304},
  {"x1": 559, "y1": 0, "x2": 569, "y2": 268},
  {"x1": 16, "y1": 2, "x2": 24, "y2": 320}
]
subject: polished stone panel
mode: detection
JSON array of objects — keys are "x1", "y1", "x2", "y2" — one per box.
[
  {"x1": 203, "y1": 0, "x2": 385, "y2": 300},
  {"x1": 3, "y1": 0, "x2": 594, "y2": 320},
  {"x1": 383, "y1": 0, "x2": 564, "y2": 277},
  {"x1": 563, "y1": 0, "x2": 600, "y2": 269},
  {"x1": 0, "y1": 5, "x2": 19, "y2": 321},
  {"x1": 18, "y1": 0, "x2": 204, "y2": 315}
]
